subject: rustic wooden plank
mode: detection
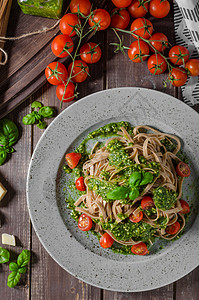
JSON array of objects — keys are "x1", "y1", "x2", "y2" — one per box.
[
  {"x1": 0, "y1": 99, "x2": 32, "y2": 299},
  {"x1": 175, "y1": 268, "x2": 199, "y2": 300}
]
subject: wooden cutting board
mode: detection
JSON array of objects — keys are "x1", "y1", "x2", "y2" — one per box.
[{"x1": 0, "y1": 0, "x2": 113, "y2": 118}]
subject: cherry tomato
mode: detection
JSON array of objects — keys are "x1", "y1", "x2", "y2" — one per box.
[
  {"x1": 80, "y1": 42, "x2": 102, "y2": 64},
  {"x1": 185, "y1": 59, "x2": 199, "y2": 76},
  {"x1": 51, "y1": 34, "x2": 74, "y2": 58},
  {"x1": 59, "y1": 13, "x2": 80, "y2": 37},
  {"x1": 129, "y1": 211, "x2": 143, "y2": 223},
  {"x1": 45, "y1": 62, "x2": 68, "y2": 85},
  {"x1": 166, "y1": 221, "x2": 180, "y2": 235},
  {"x1": 168, "y1": 67, "x2": 188, "y2": 87},
  {"x1": 179, "y1": 199, "x2": 190, "y2": 214},
  {"x1": 169, "y1": 45, "x2": 190, "y2": 65},
  {"x1": 78, "y1": 214, "x2": 92, "y2": 231},
  {"x1": 130, "y1": 18, "x2": 153, "y2": 39},
  {"x1": 149, "y1": 0, "x2": 170, "y2": 18},
  {"x1": 131, "y1": 242, "x2": 148, "y2": 255},
  {"x1": 128, "y1": 40, "x2": 150, "y2": 63},
  {"x1": 70, "y1": 0, "x2": 91, "y2": 16},
  {"x1": 128, "y1": 0, "x2": 149, "y2": 18},
  {"x1": 56, "y1": 82, "x2": 75, "y2": 102},
  {"x1": 147, "y1": 54, "x2": 167, "y2": 75},
  {"x1": 111, "y1": 0, "x2": 131, "y2": 8},
  {"x1": 99, "y1": 232, "x2": 114, "y2": 248},
  {"x1": 111, "y1": 8, "x2": 130, "y2": 30},
  {"x1": 65, "y1": 152, "x2": 81, "y2": 169},
  {"x1": 141, "y1": 196, "x2": 154, "y2": 210},
  {"x1": 176, "y1": 161, "x2": 191, "y2": 177},
  {"x1": 68, "y1": 60, "x2": 89, "y2": 83},
  {"x1": 149, "y1": 32, "x2": 169, "y2": 52},
  {"x1": 89, "y1": 9, "x2": 111, "y2": 31},
  {"x1": 75, "y1": 176, "x2": 86, "y2": 191}
]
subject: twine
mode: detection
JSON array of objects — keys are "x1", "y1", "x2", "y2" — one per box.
[{"x1": 0, "y1": 19, "x2": 60, "y2": 66}]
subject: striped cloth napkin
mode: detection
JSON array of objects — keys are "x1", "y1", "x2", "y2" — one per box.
[{"x1": 173, "y1": 0, "x2": 199, "y2": 106}]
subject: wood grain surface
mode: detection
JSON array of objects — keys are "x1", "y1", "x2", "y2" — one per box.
[{"x1": 0, "y1": 0, "x2": 198, "y2": 299}]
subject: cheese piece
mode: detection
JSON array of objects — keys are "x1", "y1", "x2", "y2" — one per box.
[
  {"x1": 0, "y1": 182, "x2": 7, "y2": 201},
  {"x1": 2, "y1": 233, "x2": 16, "y2": 246}
]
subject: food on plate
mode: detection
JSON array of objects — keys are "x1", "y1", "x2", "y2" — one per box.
[{"x1": 64, "y1": 122, "x2": 191, "y2": 255}]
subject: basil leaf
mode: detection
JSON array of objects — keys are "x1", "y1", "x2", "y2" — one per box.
[
  {"x1": 9, "y1": 262, "x2": 19, "y2": 271},
  {"x1": 0, "y1": 247, "x2": 10, "y2": 263},
  {"x1": 0, "y1": 146, "x2": 7, "y2": 165},
  {"x1": 17, "y1": 250, "x2": 31, "y2": 267},
  {"x1": 34, "y1": 111, "x2": 42, "y2": 121},
  {"x1": 107, "y1": 186, "x2": 130, "y2": 200},
  {"x1": 5, "y1": 146, "x2": 14, "y2": 153},
  {"x1": 140, "y1": 172, "x2": 153, "y2": 185},
  {"x1": 7, "y1": 271, "x2": 21, "y2": 288},
  {"x1": 37, "y1": 120, "x2": 47, "y2": 129},
  {"x1": 18, "y1": 266, "x2": 26, "y2": 274},
  {"x1": 129, "y1": 187, "x2": 139, "y2": 200},
  {"x1": 129, "y1": 172, "x2": 142, "y2": 187},
  {"x1": 0, "y1": 118, "x2": 19, "y2": 146},
  {"x1": 38, "y1": 106, "x2": 54, "y2": 118},
  {"x1": 22, "y1": 113, "x2": 36, "y2": 125},
  {"x1": 31, "y1": 101, "x2": 42, "y2": 108}
]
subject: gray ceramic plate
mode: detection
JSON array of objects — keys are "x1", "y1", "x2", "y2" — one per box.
[{"x1": 27, "y1": 87, "x2": 199, "y2": 292}]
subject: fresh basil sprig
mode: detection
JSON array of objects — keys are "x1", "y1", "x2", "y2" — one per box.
[
  {"x1": 0, "y1": 247, "x2": 10, "y2": 264},
  {"x1": 22, "y1": 101, "x2": 55, "y2": 129},
  {"x1": 107, "y1": 186, "x2": 131, "y2": 200}
]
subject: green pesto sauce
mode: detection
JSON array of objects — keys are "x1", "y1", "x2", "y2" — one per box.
[
  {"x1": 153, "y1": 186, "x2": 177, "y2": 211},
  {"x1": 87, "y1": 177, "x2": 117, "y2": 202}
]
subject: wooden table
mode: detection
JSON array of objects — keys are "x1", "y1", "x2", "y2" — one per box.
[{"x1": 0, "y1": 1, "x2": 198, "y2": 299}]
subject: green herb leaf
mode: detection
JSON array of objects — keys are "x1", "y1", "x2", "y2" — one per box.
[
  {"x1": 0, "y1": 247, "x2": 10, "y2": 263},
  {"x1": 37, "y1": 120, "x2": 47, "y2": 129},
  {"x1": 31, "y1": 101, "x2": 43, "y2": 108},
  {"x1": 5, "y1": 146, "x2": 15, "y2": 153},
  {"x1": 38, "y1": 106, "x2": 55, "y2": 118},
  {"x1": 22, "y1": 113, "x2": 36, "y2": 125},
  {"x1": 17, "y1": 250, "x2": 31, "y2": 267},
  {"x1": 129, "y1": 187, "x2": 139, "y2": 200},
  {"x1": 140, "y1": 172, "x2": 153, "y2": 185},
  {"x1": 0, "y1": 118, "x2": 19, "y2": 146},
  {"x1": 107, "y1": 186, "x2": 130, "y2": 200},
  {"x1": 129, "y1": 172, "x2": 142, "y2": 187},
  {"x1": 18, "y1": 266, "x2": 26, "y2": 274},
  {"x1": 7, "y1": 271, "x2": 21, "y2": 288},
  {"x1": 0, "y1": 146, "x2": 7, "y2": 165},
  {"x1": 34, "y1": 111, "x2": 42, "y2": 121},
  {"x1": 9, "y1": 262, "x2": 19, "y2": 271}
]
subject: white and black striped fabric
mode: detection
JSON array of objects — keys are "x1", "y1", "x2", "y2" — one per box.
[{"x1": 173, "y1": 0, "x2": 199, "y2": 106}]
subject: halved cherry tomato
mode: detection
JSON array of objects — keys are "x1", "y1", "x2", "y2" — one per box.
[
  {"x1": 70, "y1": 0, "x2": 91, "y2": 16},
  {"x1": 112, "y1": 0, "x2": 131, "y2": 8},
  {"x1": 185, "y1": 59, "x2": 199, "y2": 76},
  {"x1": 68, "y1": 60, "x2": 89, "y2": 83},
  {"x1": 130, "y1": 18, "x2": 153, "y2": 39},
  {"x1": 149, "y1": 32, "x2": 169, "y2": 52},
  {"x1": 56, "y1": 82, "x2": 75, "y2": 102},
  {"x1": 45, "y1": 62, "x2": 68, "y2": 85},
  {"x1": 179, "y1": 199, "x2": 190, "y2": 214},
  {"x1": 129, "y1": 211, "x2": 143, "y2": 223},
  {"x1": 176, "y1": 161, "x2": 191, "y2": 177},
  {"x1": 131, "y1": 242, "x2": 148, "y2": 255},
  {"x1": 166, "y1": 221, "x2": 180, "y2": 235},
  {"x1": 147, "y1": 54, "x2": 167, "y2": 75},
  {"x1": 65, "y1": 152, "x2": 81, "y2": 169},
  {"x1": 128, "y1": 40, "x2": 150, "y2": 63},
  {"x1": 59, "y1": 13, "x2": 80, "y2": 37},
  {"x1": 80, "y1": 42, "x2": 102, "y2": 64},
  {"x1": 149, "y1": 0, "x2": 170, "y2": 18},
  {"x1": 111, "y1": 8, "x2": 130, "y2": 30},
  {"x1": 141, "y1": 196, "x2": 154, "y2": 210},
  {"x1": 128, "y1": 0, "x2": 149, "y2": 18},
  {"x1": 168, "y1": 67, "x2": 188, "y2": 87},
  {"x1": 169, "y1": 45, "x2": 190, "y2": 65},
  {"x1": 51, "y1": 34, "x2": 74, "y2": 58},
  {"x1": 78, "y1": 214, "x2": 92, "y2": 231},
  {"x1": 75, "y1": 176, "x2": 86, "y2": 191},
  {"x1": 89, "y1": 9, "x2": 111, "y2": 31},
  {"x1": 99, "y1": 232, "x2": 114, "y2": 248}
]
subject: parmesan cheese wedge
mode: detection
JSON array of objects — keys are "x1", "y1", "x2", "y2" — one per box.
[
  {"x1": 2, "y1": 233, "x2": 16, "y2": 246},
  {"x1": 0, "y1": 182, "x2": 7, "y2": 201}
]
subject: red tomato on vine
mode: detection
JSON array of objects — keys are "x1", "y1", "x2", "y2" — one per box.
[
  {"x1": 89, "y1": 9, "x2": 111, "y2": 31},
  {"x1": 56, "y1": 82, "x2": 75, "y2": 102},
  {"x1": 149, "y1": 0, "x2": 170, "y2": 18},
  {"x1": 149, "y1": 32, "x2": 169, "y2": 52},
  {"x1": 45, "y1": 62, "x2": 68, "y2": 85},
  {"x1": 59, "y1": 13, "x2": 80, "y2": 37},
  {"x1": 147, "y1": 54, "x2": 167, "y2": 75},
  {"x1": 68, "y1": 60, "x2": 89, "y2": 83},
  {"x1": 111, "y1": 0, "x2": 132, "y2": 8},
  {"x1": 130, "y1": 18, "x2": 153, "y2": 39},
  {"x1": 80, "y1": 43, "x2": 102, "y2": 64},
  {"x1": 185, "y1": 59, "x2": 199, "y2": 76},
  {"x1": 128, "y1": 40, "x2": 150, "y2": 63},
  {"x1": 70, "y1": 0, "x2": 91, "y2": 16},
  {"x1": 169, "y1": 45, "x2": 190, "y2": 65},
  {"x1": 128, "y1": 0, "x2": 149, "y2": 18},
  {"x1": 51, "y1": 34, "x2": 74, "y2": 58},
  {"x1": 111, "y1": 8, "x2": 130, "y2": 30},
  {"x1": 168, "y1": 67, "x2": 188, "y2": 87}
]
